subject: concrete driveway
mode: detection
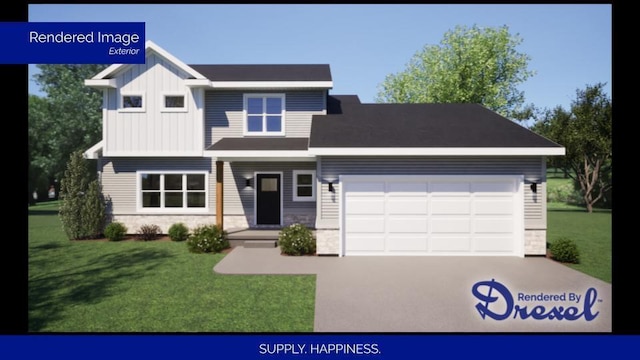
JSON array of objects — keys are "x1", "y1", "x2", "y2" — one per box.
[{"x1": 213, "y1": 247, "x2": 611, "y2": 332}]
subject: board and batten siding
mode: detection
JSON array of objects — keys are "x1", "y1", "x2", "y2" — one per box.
[
  {"x1": 225, "y1": 162, "x2": 317, "y2": 216},
  {"x1": 204, "y1": 90, "x2": 325, "y2": 146},
  {"x1": 103, "y1": 53, "x2": 203, "y2": 156},
  {"x1": 100, "y1": 157, "x2": 215, "y2": 214},
  {"x1": 318, "y1": 156, "x2": 546, "y2": 229}
]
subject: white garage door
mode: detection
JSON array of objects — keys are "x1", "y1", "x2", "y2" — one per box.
[{"x1": 341, "y1": 175, "x2": 524, "y2": 257}]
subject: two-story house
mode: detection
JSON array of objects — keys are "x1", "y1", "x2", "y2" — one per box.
[{"x1": 84, "y1": 41, "x2": 564, "y2": 257}]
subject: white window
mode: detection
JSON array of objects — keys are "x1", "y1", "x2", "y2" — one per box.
[
  {"x1": 138, "y1": 171, "x2": 207, "y2": 212},
  {"x1": 243, "y1": 94, "x2": 285, "y2": 136},
  {"x1": 119, "y1": 91, "x2": 145, "y2": 112},
  {"x1": 161, "y1": 93, "x2": 188, "y2": 112},
  {"x1": 292, "y1": 170, "x2": 316, "y2": 202}
]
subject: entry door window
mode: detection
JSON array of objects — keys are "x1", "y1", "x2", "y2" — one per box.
[{"x1": 261, "y1": 178, "x2": 278, "y2": 192}]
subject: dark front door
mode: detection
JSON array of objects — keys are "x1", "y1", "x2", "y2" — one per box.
[{"x1": 256, "y1": 173, "x2": 281, "y2": 225}]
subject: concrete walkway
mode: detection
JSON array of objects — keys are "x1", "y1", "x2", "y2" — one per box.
[{"x1": 214, "y1": 247, "x2": 612, "y2": 332}]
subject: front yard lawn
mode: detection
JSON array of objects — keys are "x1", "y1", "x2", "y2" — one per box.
[
  {"x1": 28, "y1": 201, "x2": 316, "y2": 332},
  {"x1": 546, "y1": 203, "x2": 611, "y2": 283}
]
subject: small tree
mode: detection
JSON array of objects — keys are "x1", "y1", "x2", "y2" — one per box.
[
  {"x1": 81, "y1": 179, "x2": 106, "y2": 238},
  {"x1": 59, "y1": 150, "x2": 105, "y2": 239}
]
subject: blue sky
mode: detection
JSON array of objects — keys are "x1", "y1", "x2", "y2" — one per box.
[{"x1": 28, "y1": 4, "x2": 611, "y2": 113}]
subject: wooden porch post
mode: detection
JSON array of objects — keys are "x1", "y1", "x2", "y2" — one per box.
[{"x1": 216, "y1": 160, "x2": 224, "y2": 229}]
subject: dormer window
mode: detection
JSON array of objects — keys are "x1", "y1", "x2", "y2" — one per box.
[{"x1": 243, "y1": 94, "x2": 285, "y2": 136}]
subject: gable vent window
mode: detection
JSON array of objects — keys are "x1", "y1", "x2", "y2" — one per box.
[
  {"x1": 162, "y1": 93, "x2": 188, "y2": 112},
  {"x1": 119, "y1": 92, "x2": 145, "y2": 112},
  {"x1": 244, "y1": 94, "x2": 285, "y2": 136}
]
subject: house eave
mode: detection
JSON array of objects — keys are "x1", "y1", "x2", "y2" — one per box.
[
  {"x1": 184, "y1": 79, "x2": 212, "y2": 88},
  {"x1": 103, "y1": 150, "x2": 204, "y2": 157},
  {"x1": 84, "y1": 79, "x2": 117, "y2": 88},
  {"x1": 307, "y1": 147, "x2": 566, "y2": 156},
  {"x1": 83, "y1": 140, "x2": 104, "y2": 159},
  {"x1": 204, "y1": 150, "x2": 316, "y2": 162}
]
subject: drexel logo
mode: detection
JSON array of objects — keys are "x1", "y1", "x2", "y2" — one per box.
[{"x1": 471, "y1": 279, "x2": 600, "y2": 321}]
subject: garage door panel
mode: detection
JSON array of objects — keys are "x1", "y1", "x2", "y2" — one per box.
[
  {"x1": 431, "y1": 182, "x2": 470, "y2": 195},
  {"x1": 342, "y1": 176, "x2": 521, "y2": 256},
  {"x1": 386, "y1": 182, "x2": 428, "y2": 195},
  {"x1": 473, "y1": 236, "x2": 514, "y2": 252},
  {"x1": 472, "y1": 182, "x2": 515, "y2": 193},
  {"x1": 431, "y1": 218, "x2": 470, "y2": 233},
  {"x1": 431, "y1": 199, "x2": 471, "y2": 215},
  {"x1": 388, "y1": 217, "x2": 428, "y2": 233},
  {"x1": 387, "y1": 199, "x2": 428, "y2": 215},
  {"x1": 474, "y1": 199, "x2": 514, "y2": 215},
  {"x1": 345, "y1": 199, "x2": 385, "y2": 215},
  {"x1": 346, "y1": 236, "x2": 385, "y2": 251},
  {"x1": 474, "y1": 218, "x2": 513, "y2": 233},
  {"x1": 387, "y1": 236, "x2": 428, "y2": 251},
  {"x1": 431, "y1": 236, "x2": 472, "y2": 252},
  {"x1": 346, "y1": 217, "x2": 385, "y2": 233},
  {"x1": 344, "y1": 182, "x2": 384, "y2": 195}
]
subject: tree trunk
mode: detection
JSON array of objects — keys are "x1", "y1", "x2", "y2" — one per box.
[{"x1": 585, "y1": 201, "x2": 593, "y2": 213}]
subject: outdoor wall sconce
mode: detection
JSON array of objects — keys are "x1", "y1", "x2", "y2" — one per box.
[
  {"x1": 245, "y1": 178, "x2": 252, "y2": 187},
  {"x1": 328, "y1": 182, "x2": 335, "y2": 193},
  {"x1": 530, "y1": 182, "x2": 537, "y2": 193}
]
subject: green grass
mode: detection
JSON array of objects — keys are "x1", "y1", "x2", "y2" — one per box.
[
  {"x1": 28, "y1": 201, "x2": 316, "y2": 332},
  {"x1": 545, "y1": 168, "x2": 612, "y2": 283},
  {"x1": 546, "y1": 206, "x2": 611, "y2": 283}
]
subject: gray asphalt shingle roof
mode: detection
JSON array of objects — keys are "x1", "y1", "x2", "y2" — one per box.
[
  {"x1": 189, "y1": 64, "x2": 332, "y2": 82},
  {"x1": 310, "y1": 97, "x2": 562, "y2": 148},
  {"x1": 208, "y1": 138, "x2": 309, "y2": 151}
]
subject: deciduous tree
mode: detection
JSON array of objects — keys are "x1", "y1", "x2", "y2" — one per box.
[
  {"x1": 532, "y1": 83, "x2": 612, "y2": 212},
  {"x1": 376, "y1": 25, "x2": 535, "y2": 121},
  {"x1": 29, "y1": 64, "x2": 106, "y2": 197}
]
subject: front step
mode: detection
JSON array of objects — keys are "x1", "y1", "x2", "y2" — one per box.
[
  {"x1": 243, "y1": 240, "x2": 278, "y2": 248},
  {"x1": 227, "y1": 229, "x2": 281, "y2": 248}
]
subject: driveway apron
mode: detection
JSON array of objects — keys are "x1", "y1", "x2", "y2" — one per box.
[{"x1": 214, "y1": 247, "x2": 611, "y2": 332}]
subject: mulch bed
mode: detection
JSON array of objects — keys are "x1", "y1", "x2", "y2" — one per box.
[{"x1": 72, "y1": 235, "x2": 236, "y2": 255}]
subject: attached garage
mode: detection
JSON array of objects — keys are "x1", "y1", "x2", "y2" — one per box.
[
  {"x1": 340, "y1": 175, "x2": 524, "y2": 257},
  {"x1": 309, "y1": 99, "x2": 565, "y2": 256}
]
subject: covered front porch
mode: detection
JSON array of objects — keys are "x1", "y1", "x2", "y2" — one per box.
[{"x1": 206, "y1": 137, "x2": 319, "y2": 231}]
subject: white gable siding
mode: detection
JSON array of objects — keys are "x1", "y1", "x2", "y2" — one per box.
[
  {"x1": 204, "y1": 90, "x2": 325, "y2": 146},
  {"x1": 103, "y1": 52, "x2": 203, "y2": 156}
]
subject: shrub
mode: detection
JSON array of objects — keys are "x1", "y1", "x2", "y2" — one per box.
[
  {"x1": 547, "y1": 182, "x2": 574, "y2": 203},
  {"x1": 104, "y1": 222, "x2": 127, "y2": 242},
  {"x1": 550, "y1": 237, "x2": 580, "y2": 264},
  {"x1": 80, "y1": 180, "x2": 106, "y2": 239},
  {"x1": 59, "y1": 150, "x2": 106, "y2": 240},
  {"x1": 278, "y1": 223, "x2": 316, "y2": 256},
  {"x1": 168, "y1": 223, "x2": 189, "y2": 242},
  {"x1": 136, "y1": 224, "x2": 162, "y2": 241},
  {"x1": 186, "y1": 224, "x2": 229, "y2": 253}
]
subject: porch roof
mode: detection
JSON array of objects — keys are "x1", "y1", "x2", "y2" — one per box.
[{"x1": 207, "y1": 138, "x2": 309, "y2": 151}]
